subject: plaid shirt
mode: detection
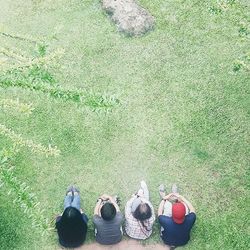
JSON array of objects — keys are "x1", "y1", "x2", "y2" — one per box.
[{"x1": 125, "y1": 197, "x2": 155, "y2": 239}]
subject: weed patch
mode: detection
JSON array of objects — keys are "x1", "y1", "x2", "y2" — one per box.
[
  {"x1": 0, "y1": 148, "x2": 52, "y2": 235},
  {"x1": 0, "y1": 124, "x2": 60, "y2": 157},
  {"x1": 0, "y1": 98, "x2": 34, "y2": 116}
]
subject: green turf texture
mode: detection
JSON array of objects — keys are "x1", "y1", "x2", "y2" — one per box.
[{"x1": 0, "y1": 0, "x2": 249, "y2": 249}]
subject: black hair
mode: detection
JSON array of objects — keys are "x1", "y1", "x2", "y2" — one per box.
[
  {"x1": 56, "y1": 207, "x2": 87, "y2": 248},
  {"x1": 133, "y1": 203, "x2": 152, "y2": 231},
  {"x1": 101, "y1": 202, "x2": 116, "y2": 221},
  {"x1": 133, "y1": 203, "x2": 152, "y2": 221}
]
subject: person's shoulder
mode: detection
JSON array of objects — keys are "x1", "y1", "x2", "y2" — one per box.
[
  {"x1": 116, "y1": 211, "x2": 123, "y2": 219},
  {"x1": 56, "y1": 215, "x2": 61, "y2": 223},
  {"x1": 158, "y1": 215, "x2": 171, "y2": 224},
  {"x1": 186, "y1": 212, "x2": 196, "y2": 223},
  {"x1": 93, "y1": 214, "x2": 102, "y2": 223},
  {"x1": 82, "y1": 213, "x2": 89, "y2": 224},
  {"x1": 187, "y1": 212, "x2": 196, "y2": 218}
]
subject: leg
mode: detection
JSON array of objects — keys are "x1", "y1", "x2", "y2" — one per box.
[
  {"x1": 131, "y1": 197, "x2": 141, "y2": 213},
  {"x1": 159, "y1": 184, "x2": 166, "y2": 199},
  {"x1": 171, "y1": 184, "x2": 188, "y2": 214},
  {"x1": 71, "y1": 194, "x2": 81, "y2": 211},
  {"x1": 172, "y1": 183, "x2": 178, "y2": 194},
  {"x1": 64, "y1": 194, "x2": 73, "y2": 210},
  {"x1": 163, "y1": 200, "x2": 172, "y2": 216},
  {"x1": 140, "y1": 181, "x2": 149, "y2": 200}
]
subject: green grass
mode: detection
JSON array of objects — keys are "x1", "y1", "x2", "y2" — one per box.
[{"x1": 0, "y1": 0, "x2": 249, "y2": 249}]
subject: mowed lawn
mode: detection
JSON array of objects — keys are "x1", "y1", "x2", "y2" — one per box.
[{"x1": 0, "y1": 0, "x2": 249, "y2": 249}]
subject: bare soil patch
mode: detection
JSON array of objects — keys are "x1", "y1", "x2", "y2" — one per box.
[
  {"x1": 75, "y1": 240, "x2": 170, "y2": 250},
  {"x1": 102, "y1": 0, "x2": 155, "y2": 36}
]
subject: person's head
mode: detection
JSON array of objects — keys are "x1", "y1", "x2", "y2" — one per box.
[
  {"x1": 172, "y1": 202, "x2": 186, "y2": 224},
  {"x1": 133, "y1": 203, "x2": 152, "y2": 221},
  {"x1": 56, "y1": 207, "x2": 87, "y2": 247},
  {"x1": 101, "y1": 202, "x2": 116, "y2": 221}
]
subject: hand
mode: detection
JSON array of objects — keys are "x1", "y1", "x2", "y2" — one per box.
[
  {"x1": 163, "y1": 193, "x2": 176, "y2": 200},
  {"x1": 101, "y1": 194, "x2": 111, "y2": 201},
  {"x1": 174, "y1": 193, "x2": 184, "y2": 202},
  {"x1": 136, "y1": 193, "x2": 143, "y2": 198}
]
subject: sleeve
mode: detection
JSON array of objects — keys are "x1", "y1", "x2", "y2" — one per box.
[
  {"x1": 148, "y1": 201, "x2": 155, "y2": 222},
  {"x1": 93, "y1": 214, "x2": 101, "y2": 225},
  {"x1": 158, "y1": 215, "x2": 168, "y2": 227},
  {"x1": 82, "y1": 213, "x2": 88, "y2": 224},
  {"x1": 188, "y1": 212, "x2": 196, "y2": 225},
  {"x1": 116, "y1": 212, "x2": 124, "y2": 223},
  {"x1": 56, "y1": 216, "x2": 61, "y2": 223},
  {"x1": 125, "y1": 197, "x2": 136, "y2": 218}
]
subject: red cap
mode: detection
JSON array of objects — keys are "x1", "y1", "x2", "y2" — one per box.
[{"x1": 172, "y1": 202, "x2": 185, "y2": 224}]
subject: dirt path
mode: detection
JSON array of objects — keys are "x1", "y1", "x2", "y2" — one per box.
[{"x1": 75, "y1": 240, "x2": 170, "y2": 250}]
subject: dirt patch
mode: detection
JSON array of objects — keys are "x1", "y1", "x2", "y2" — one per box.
[
  {"x1": 102, "y1": 0, "x2": 155, "y2": 36},
  {"x1": 75, "y1": 240, "x2": 170, "y2": 250}
]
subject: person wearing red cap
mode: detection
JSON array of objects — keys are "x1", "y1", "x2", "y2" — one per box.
[{"x1": 158, "y1": 184, "x2": 196, "y2": 248}]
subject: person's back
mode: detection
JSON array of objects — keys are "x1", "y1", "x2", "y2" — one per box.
[
  {"x1": 159, "y1": 212, "x2": 196, "y2": 246},
  {"x1": 93, "y1": 195, "x2": 123, "y2": 245},
  {"x1": 55, "y1": 186, "x2": 88, "y2": 248},
  {"x1": 158, "y1": 185, "x2": 196, "y2": 247},
  {"x1": 125, "y1": 181, "x2": 155, "y2": 240}
]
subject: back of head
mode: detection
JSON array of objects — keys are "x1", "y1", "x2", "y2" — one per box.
[
  {"x1": 172, "y1": 202, "x2": 186, "y2": 224},
  {"x1": 101, "y1": 203, "x2": 116, "y2": 221},
  {"x1": 56, "y1": 207, "x2": 87, "y2": 247},
  {"x1": 133, "y1": 203, "x2": 152, "y2": 221}
]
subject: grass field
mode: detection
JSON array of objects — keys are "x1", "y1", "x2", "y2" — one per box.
[{"x1": 0, "y1": 0, "x2": 249, "y2": 249}]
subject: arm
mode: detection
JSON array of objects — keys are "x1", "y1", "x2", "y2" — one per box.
[
  {"x1": 125, "y1": 196, "x2": 136, "y2": 218},
  {"x1": 158, "y1": 200, "x2": 165, "y2": 216},
  {"x1": 148, "y1": 201, "x2": 156, "y2": 222},
  {"x1": 106, "y1": 195, "x2": 120, "y2": 212},
  {"x1": 158, "y1": 193, "x2": 175, "y2": 216},
  {"x1": 100, "y1": 194, "x2": 120, "y2": 212},
  {"x1": 94, "y1": 198, "x2": 103, "y2": 216},
  {"x1": 177, "y1": 194, "x2": 195, "y2": 213}
]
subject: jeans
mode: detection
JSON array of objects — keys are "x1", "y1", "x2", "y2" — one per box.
[
  {"x1": 64, "y1": 194, "x2": 81, "y2": 211},
  {"x1": 131, "y1": 182, "x2": 150, "y2": 213}
]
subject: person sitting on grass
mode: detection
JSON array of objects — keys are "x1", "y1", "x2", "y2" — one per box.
[
  {"x1": 55, "y1": 186, "x2": 88, "y2": 248},
  {"x1": 158, "y1": 184, "x2": 196, "y2": 249},
  {"x1": 93, "y1": 194, "x2": 123, "y2": 245},
  {"x1": 125, "y1": 181, "x2": 155, "y2": 239}
]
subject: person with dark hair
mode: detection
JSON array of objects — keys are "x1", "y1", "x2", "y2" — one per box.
[
  {"x1": 125, "y1": 181, "x2": 155, "y2": 239},
  {"x1": 93, "y1": 194, "x2": 123, "y2": 245},
  {"x1": 55, "y1": 186, "x2": 88, "y2": 248},
  {"x1": 158, "y1": 184, "x2": 196, "y2": 249}
]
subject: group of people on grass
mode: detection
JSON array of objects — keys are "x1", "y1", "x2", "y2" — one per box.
[{"x1": 55, "y1": 181, "x2": 196, "y2": 249}]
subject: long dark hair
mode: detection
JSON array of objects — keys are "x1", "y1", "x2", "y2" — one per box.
[
  {"x1": 56, "y1": 207, "x2": 87, "y2": 248},
  {"x1": 133, "y1": 203, "x2": 152, "y2": 231}
]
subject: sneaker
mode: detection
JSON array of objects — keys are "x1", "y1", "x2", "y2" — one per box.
[
  {"x1": 72, "y1": 185, "x2": 80, "y2": 195},
  {"x1": 172, "y1": 183, "x2": 178, "y2": 194},
  {"x1": 159, "y1": 184, "x2": 165, "y2": 199},
  {"x1": 66, "y1": 186, "x2": 74, "y2": 195},
  {"x1": 140, "y1": 180, "x2": 147, "y2": 189}
]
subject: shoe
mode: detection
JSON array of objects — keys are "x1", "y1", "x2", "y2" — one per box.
[
  {"x1": 140, "y1": 180, "x2": 147, "y2": 189},
  {"x1": 159, "y1": 184, "x2": 165, "y2": 198},
  {"x1": 113, "y1": 195, "x2": 121, "y2": 206},
  {"x1": 172, "y1": 183, "x2": 178, "y2": 193},
  {"x1": 72, "y1": 185, "x2": 80, "y2": 195},
  {"x1": 66, "y1": 186, "x2": 74, "y2": 195}
]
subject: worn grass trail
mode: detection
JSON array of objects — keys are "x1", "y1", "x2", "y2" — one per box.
[{"x1": 0, "y1": 0, "x2": 249, "y2": 249}]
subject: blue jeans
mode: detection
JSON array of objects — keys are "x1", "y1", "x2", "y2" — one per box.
[{"x1": 64, "y1": 194, "x2": 81, "y2": 211}]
